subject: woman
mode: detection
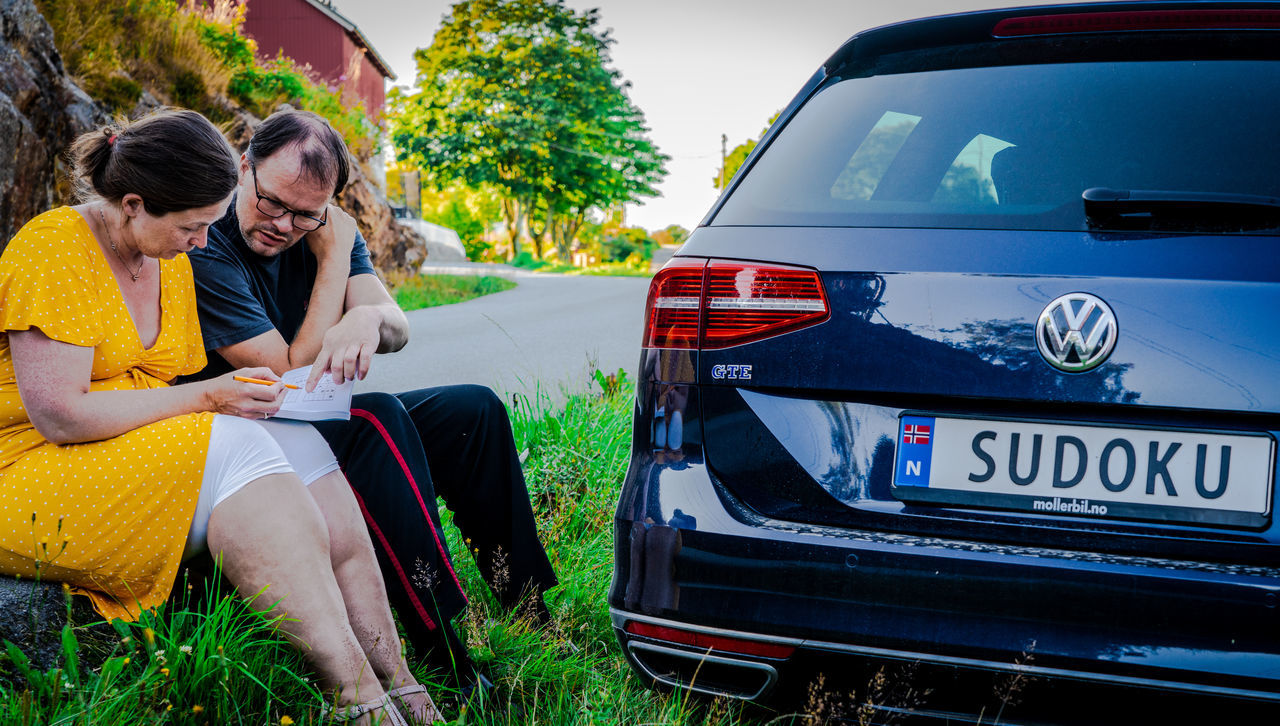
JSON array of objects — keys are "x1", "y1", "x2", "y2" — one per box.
[{"x1": 0, "y1": 109, "x2": 439, "y2": 725}]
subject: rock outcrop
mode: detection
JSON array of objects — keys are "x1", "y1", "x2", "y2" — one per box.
[
  {"x1": 338, "y1": 163, "x2": 429, "y2": 276},
  {"x1": 0, "y1": 0, "x2": 102, "y2": 249},
  {"x1": 0, "y1": 578, "x2": 102, "y2": 673}
]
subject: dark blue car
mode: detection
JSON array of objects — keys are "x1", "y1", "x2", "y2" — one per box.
[{"x1": 609, "y1": 2, "x2": 1280, "y2": 722}]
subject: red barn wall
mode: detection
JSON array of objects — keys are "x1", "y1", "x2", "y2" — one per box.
[{"x1": 242, "y1": 0, "x2": 387, "y2": 117}]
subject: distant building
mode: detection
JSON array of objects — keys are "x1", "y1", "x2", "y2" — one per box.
[{"x1": 240, "y1": 0, "x2": 395, "y2": 118}]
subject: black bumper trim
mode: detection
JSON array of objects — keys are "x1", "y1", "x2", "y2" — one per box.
[{"x1": 610, "y1": 608, "x2": 1280, "y2": 704}]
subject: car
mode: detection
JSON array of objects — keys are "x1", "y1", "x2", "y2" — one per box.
[{"x1": 608, "y1": 2, "x2": 1280, "y2": 722}]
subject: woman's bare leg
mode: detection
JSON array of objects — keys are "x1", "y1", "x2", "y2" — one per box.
[
  {"x1": 207, "y1": 472, "x2": 392, "y2": 722},
  {"x1": 308, "y1": 471, "x2": 442, "y2": 722}
]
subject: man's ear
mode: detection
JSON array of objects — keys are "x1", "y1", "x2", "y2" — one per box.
[{"x1": 239, "y1": 153, "x2": 252, "y2": 180}]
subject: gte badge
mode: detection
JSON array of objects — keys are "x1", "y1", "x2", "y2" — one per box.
[
  {"x1": 710, "y1": 364, "x2": 752, "y2": 380},
  {"x1": 896, "y1": 415, "x2": 935, "y2": 486}
]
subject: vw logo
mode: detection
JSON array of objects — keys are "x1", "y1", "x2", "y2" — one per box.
[{"x1": 1036, "y1": 292, "x2": 1118, "y2": 373}]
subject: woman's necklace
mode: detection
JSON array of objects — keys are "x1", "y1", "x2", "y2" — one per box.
[{"x1": 98, "y1": 207, "x2": 144, "y2": 282}]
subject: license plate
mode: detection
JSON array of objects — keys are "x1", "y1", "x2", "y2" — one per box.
[{"x1": 891, "y1": 414, "x2": 1276, "y2": 528}]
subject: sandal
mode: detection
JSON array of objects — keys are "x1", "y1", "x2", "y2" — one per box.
[
  {"x1": 386, "y1": 684, "x2": 444, "y2": 724},
  {"x1": 321, "y1": 694, "x2": 409, "y2": 725}
]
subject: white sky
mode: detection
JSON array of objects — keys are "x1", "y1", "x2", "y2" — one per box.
[{"x1": 336, "y1": 0, "x2": 1035, "y2": 232}]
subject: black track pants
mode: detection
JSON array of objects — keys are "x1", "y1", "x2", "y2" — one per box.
[{"x1": 312, "y1": 386, "x2": 558, "y2": 674}]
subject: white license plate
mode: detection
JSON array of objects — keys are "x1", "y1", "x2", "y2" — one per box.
[{"x1": 891, "y1": 414, "x2": 1276, "y2": 528}]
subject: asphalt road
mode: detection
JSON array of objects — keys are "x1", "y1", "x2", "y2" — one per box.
[{"x1": 355, "y1": 269, "x2": 651, "y2": 406}]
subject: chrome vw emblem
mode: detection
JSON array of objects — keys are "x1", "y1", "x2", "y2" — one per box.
[{"x1": 1036, "y1": 292, "x2": 1118, "y2": 373}]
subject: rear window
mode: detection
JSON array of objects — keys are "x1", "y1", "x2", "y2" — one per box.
[{"x1": 713, "y1": 60, "x2": 1280, "y2": 233}]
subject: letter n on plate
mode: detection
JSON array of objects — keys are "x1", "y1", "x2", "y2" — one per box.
[{"x1": 897, "y1": 416, "x2": 936, "y2": 486}]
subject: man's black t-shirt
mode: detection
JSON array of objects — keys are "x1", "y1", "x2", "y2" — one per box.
[{"x1": 187, "y1": 201, "x2": 376, "y2": 380}]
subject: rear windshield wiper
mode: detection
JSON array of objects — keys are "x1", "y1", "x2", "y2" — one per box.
[{"x1": 1083, "y1": 187, "x2": 1280, "y2": 232}]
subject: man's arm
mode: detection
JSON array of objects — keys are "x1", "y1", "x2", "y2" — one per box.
[
  {"x1": 299, "y1": 273, "x2": 409, "y2": 390},
  {"x1": 346, "y1": 273, "x2": 410, "y2": 355},
  {"x1": 216, "y1": 252, "x2": 410, "y2": 391}
]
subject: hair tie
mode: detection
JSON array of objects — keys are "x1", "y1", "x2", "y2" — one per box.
[{"x1": 107, "y1": 134, "x2": 118, "y2": 146}]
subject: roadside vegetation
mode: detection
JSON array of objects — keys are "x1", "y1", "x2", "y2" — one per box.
[
  {"x1": 36, "y1": 0, "x2": 378, "y2": 160},
  {"x1": 0, "y1": 373, "x2": 813, "y2": 725},
  {"x1": 391, "y1": 274, "x2": 516, "y2": 312}
]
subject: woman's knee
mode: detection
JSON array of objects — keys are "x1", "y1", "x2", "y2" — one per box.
[{"x1": 307, "y1": 470, "x2": 371, "y2": 562}]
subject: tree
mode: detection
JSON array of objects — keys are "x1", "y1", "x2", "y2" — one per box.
[
  {"x1": 713, "y1": 111, "x2": 780, "y2": 190},
  {"x1": 651, "y1": 224, "x2": 689, "y2": 247},
  {"x1": 389, "y1": 0, "x2": 667, "y2": 259}
]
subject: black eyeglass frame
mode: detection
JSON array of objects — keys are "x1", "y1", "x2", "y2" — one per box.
[{"x1": 248, "y1": 161, "x2": 328, "y2": 231}]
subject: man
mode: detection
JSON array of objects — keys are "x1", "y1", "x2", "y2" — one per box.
[{"x1": 187, "y1": 109, "x2": 558, "y2": 690}]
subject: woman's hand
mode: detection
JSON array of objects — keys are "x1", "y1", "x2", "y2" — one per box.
[{"x1": 199, "y1": 368, "x2": 286, "y2": 419}]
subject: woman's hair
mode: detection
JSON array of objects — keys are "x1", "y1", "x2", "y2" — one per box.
[{"x1": 69, "y1": 108, "x2": 238, "y2": 216}]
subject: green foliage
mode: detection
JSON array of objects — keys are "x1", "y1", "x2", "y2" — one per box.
[
  {"x1": 38, "y1": 0, "x2": 379, "y2": 161},
  {"x1": 390, "y1": 0, "x2": 668, "y2": 256},
  {"x1": 431, "y1": 198, "x2": 490, "y2": 259},
  {"x1": 170, "y1": 70, "x2": 207, "y2": 110},
  {"x1": 652, "y1": 224, "x2": 690, "y2": 248},
  {"x1": 392, "y1": 274, "x2": 515, "y2": 311},
  {"x1": 714, "y1": 112, "x2": 782, "y2": 191},
  {"x1": 97, "y1": 76, "x2": 143, "y2": 111},
  {"x1": 37, "y1": 0, "x2": 234, "y2": 116},
  {"x1": 592, "y1": 367, "x2": 630, "y2": 398},
  {"x1": 199, "y1": 21, "x2": 378, "y2": 161},
  {"x1": 598, "y1": 226, "x2": 656, "y2": 264},
  {"x1": 0, "y1": 568, "x2": 317, "y2": 724},
  {"x1": 509, "y1": 250, "x2": 554, "y2": 271},
  {"x1": 508, "y1": 250, "x2": 652, "y2": 276}
]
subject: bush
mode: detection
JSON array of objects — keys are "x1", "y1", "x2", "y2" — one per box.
[
  {"x1": 38, "y1": 0, "x2": 233, "y2": 117},
  {"x1": 599, "y1": 227, "x2": 657, "y2": 265}
]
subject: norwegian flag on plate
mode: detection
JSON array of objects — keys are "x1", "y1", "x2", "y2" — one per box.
[
  {"x1": 902, "y1": 424, "x2": 931, "y2": 445},
  {"x1": 895, "y1": 415, "x2": 936, "y2": 486}
]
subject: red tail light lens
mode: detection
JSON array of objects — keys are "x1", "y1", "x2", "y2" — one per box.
[
  {"x1": 993, "y1": 9, "x2": 1280, "y2": 37},
  {"x1": 643, "y1": 258, "x2": 707, "y2": 349},
  {"x1": 624, "y1": 621, "x2": 796, "y2": 659},
  {"x1": 642, "y1": 259, "x2": 829, "y2": 350},
  {"x1": 702, "y1": 262, "x2": 828, "y2": 349}
]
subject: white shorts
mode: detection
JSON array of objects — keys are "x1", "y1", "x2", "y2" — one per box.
[{"x1": 182, "y1": 416, "x2": 340, "y2": 560}]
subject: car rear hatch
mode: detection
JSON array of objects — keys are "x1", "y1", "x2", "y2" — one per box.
[{"x1": 679, "y1": 7, "x2": 1280, "y2": 564}]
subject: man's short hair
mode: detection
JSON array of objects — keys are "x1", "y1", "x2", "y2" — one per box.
[{"x1": 247, "y1": 109, "x2": 350, "y2": 196}]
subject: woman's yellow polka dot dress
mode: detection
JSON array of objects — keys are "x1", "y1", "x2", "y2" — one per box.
[{"x1": 0, "y1": 207, "x2": 214, "y2": 621}]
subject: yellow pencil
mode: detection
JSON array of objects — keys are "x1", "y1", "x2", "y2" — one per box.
[{"x1": 234, "y1": 375, "x2": 300, "y2": 390}]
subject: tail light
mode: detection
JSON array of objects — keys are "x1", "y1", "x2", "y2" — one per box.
[
  {"x1": 643, "y1": 258, "x2": 706, "y2": 349},
  {"x1": 643, "y1": 259, "x2": 829, "y2": 350}
]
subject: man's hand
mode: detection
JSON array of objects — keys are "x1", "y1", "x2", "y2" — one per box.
[
  {"x1": 306, "y1": 306, "x2": 381, "y2": 391},
  {"x1": 305, "y1": 204, "x2": 358, "y2": 264}
]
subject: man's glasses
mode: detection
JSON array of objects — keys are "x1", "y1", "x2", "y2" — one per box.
[{"x1": 249, "y1": 161, "x2": 328, "y2": 231}]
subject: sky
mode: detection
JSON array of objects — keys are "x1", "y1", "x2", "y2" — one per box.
[{"x1": 336, "y1": 0, "x2": 1033, "y2": 232}]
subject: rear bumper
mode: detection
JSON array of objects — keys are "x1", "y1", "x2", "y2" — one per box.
[{"x1": 609, "y1": 449, "x2": 1280, "y2": 717}]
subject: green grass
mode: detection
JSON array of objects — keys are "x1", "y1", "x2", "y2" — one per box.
[
  {"x1": 0, "y1": 374, "x2": 832, "y2": 725},
  {"x1": 393, "y1": 274, "x2": 516, "y2": 312},
  {"x1": 0, "y1": 570, "x2": 321, "y2": 725}
]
